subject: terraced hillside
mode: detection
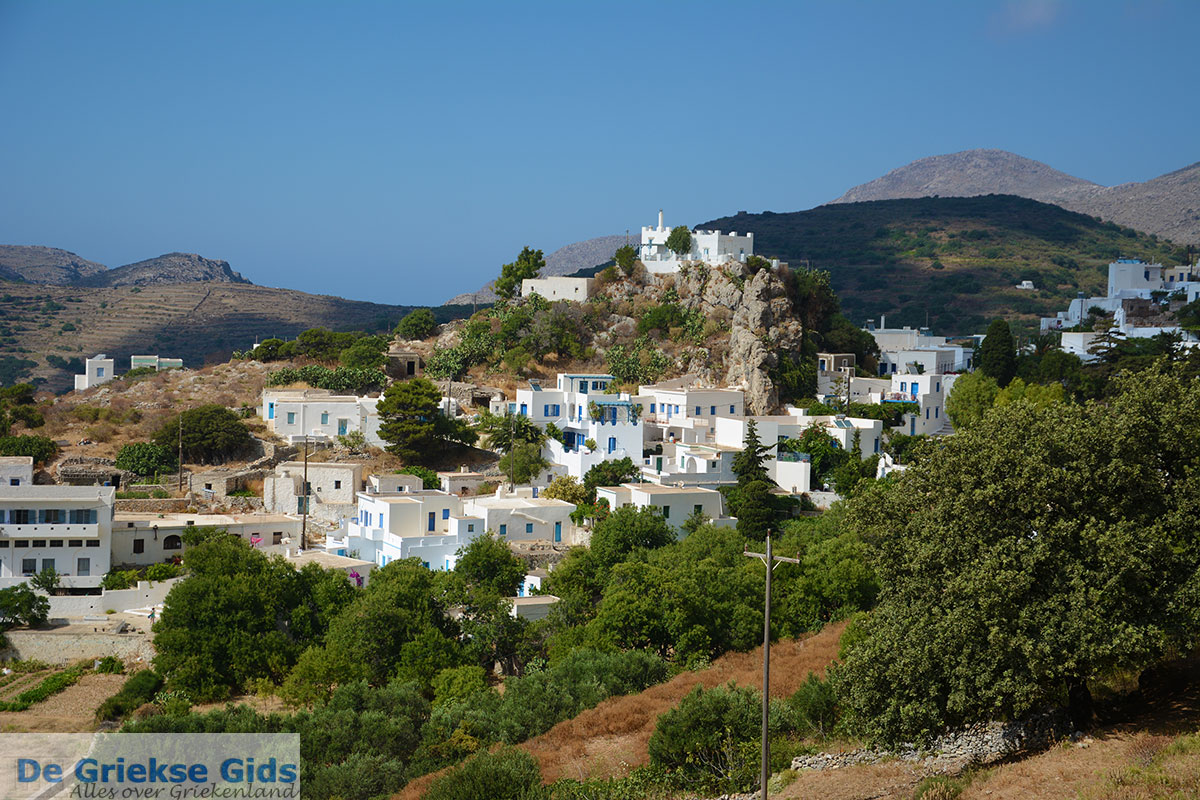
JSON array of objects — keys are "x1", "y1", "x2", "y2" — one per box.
[
  {"x1": 0, "y1": 282, "x2": 415, "y2": 390},
  {"x1": 703, "y1": 194, "x2": 1187, "y2": 334}
]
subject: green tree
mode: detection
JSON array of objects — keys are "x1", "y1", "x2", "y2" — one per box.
[
  {"x1": 731, "y1": 419, "x2": 772, "y2": 484},
  {"x1": 588, "y1": 505, "x2": 675, "y2": 571},
  {"x1": 497, "y1": 442, "x2": 549, "y2": 485},
  {"x1": 541, "y1": 474, "x2": 590, "y2": 506},
  {"x1": 0, "y1": 583, "x2": 49, "y2": 629},
  {"x1": 396, "y1": 465, "x2": 440, "y2": 489},
  {"x1": 151, "y1": 405, "x2": 252, "y2": 465},
  {"x1": 0, "y1": 384, "x2": 44, "y2": 436},
  {"x1": 475, "y1": 409, "x2": 546, "y2": 454},
  {"x1": 115, "y1": 442, "x2": 177, "y2": 476},
  {"x1": 395, "y1": 307, "x2": 437, "y2": 340},
  {"x1": 494, "y1": 246, "x2": 545, "y2": 301},
  {"x1": 944, "y1": 371, "x2": 999, "y2": 430},
  {"x1": 455, "y1": 535, "x2": 524, "y2": 597},
  {"x1": 994, "y1": 377, "x2": 1066, "y2": 410},
  {"x1": 423, "y1": 746, "x2": 543, "y2": 800},
  {"x1": 339, "y1": 337, "x2": 388, "y2": 370},
  {"x1": 833, "y1": 369, "x2": 1200, "y2": 745},
  {"x1": 581, "y1": 456, "x2": 639, "y2": 500},
  {"x1": 666, "y1": 226, "x2": 692, "y2": 258},
  {"x1": 733, "y1": 479, "x2": 778, "y2": 541},
  {"x1": 978, "y1": 318, "x2": 1017, "y2": 387},
  {"x1": 376, "y1": 378, "x2": 477, "y2": 465},
  {"x1": 613, "y1": 244, "x2": 637, "y2": 275},
  {"x1": 30, "y1": 566, "x2": 61, "y2": 595},
  {"x1": 0, "y1": 435, "x2": 57, "y2": 464}
]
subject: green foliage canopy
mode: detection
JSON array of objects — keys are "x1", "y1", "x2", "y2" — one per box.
[
  {"x1": 494, "y1": 246, "x2": 545, "y2": 300},
  {"x1": 152, "y1": 405, "x2": 252, "y2": 465},
  {"x1": 376, "y1": 378, "x2": 477, "y2": 465}
]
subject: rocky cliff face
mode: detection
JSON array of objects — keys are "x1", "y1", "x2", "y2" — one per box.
[{"x1": 77, "y1": 252, "x2": 252, "y2": 287}]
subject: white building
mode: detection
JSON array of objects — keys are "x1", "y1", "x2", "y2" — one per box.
[
  {"x1": 595, "y1": 483, "x2": 730, "y2": 533},
  {"x1": 263, "y1": 461, "x2": 365, "y2": 524},
  {"x1": 712, "y1": 413, "x2": 883, "y2": 495},
  {"x1": 261, "y1": 390, "x2": 383, "y2": 446},
  {"x1": 866, "y1": 320, "x2": 971, "y2": 375},
  {"x1": 494, "y1": 374, "x2": 643, "y2": 480},
  {"x1": 638, "y1": 210, "x2": 756, "y2": 274},
  {"x1": 0, "y1": 476, "x2": 114, "y2": 589},
  {"x1": 463, "y1": 490, "x2": 579, "y2": 545},
  {"x1": 74, "y1": 354, "x2": 115, "y2": 391},
  {"x1": 635, "y1": 380, "x2": 745, "y2": 445},
  {"x1": 111, "y1": 513, "x2": 303, "y2": 566},
  {"x1": 1041, "y1": 260, "x2": 1200, "y2": 332},
  {"x1": 0, "y1": 457, "x2": 34, "y2": 488},
  {"x1": 521, "y1": 277, "x2": 595, "y2": 302},
  {"x1": 338, "y1": 488, "x2": 473, "y2": 571},
  {"x1": 1061, "y1": 331, "x2": 1101, "y2": 363},
  {"x1": 847, "y1": 372, "x2": 955, "y2": 436},
  {"x1": 130, "y1": 355, "x2": 184, "y2": 371}
]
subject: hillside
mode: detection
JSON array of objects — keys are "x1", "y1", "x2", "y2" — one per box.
[
  {"x1": 0, "y1": 282, "x2": 414, "y2": 390},
  {"x1": 702, "y1": 194, "x2": 1185, "y2": 334},
  {"x1": 444, "y1": 234, "x2": 626, "y2": 305},
  {"x1": 834, "y1": 148, "x2": 1200, "y2": 245},
  {"x1": 0, "y1": 245, "x2": 108, "y2": 284},
  {"x1": 77, "y1": 252, "x2": 251, "y2": 287}
]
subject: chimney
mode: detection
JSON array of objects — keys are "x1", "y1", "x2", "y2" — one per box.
[{"x1": 658, "y1": 209, "x2": 664, "y2": 230}]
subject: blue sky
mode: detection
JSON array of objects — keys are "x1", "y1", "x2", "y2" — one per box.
[{"x1": 1, "y1": 0, "x2": 1197, "y2": 305}]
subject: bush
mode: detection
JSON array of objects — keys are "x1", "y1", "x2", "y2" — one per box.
[
  {"x1": 145, "y1": 563, "x2": 182, "y2": 582},
  {"x1": 424, "y1": 747, "x2": 544, "y2": 800},
  {"x1": 101, "y1": 569, "x2": 140, "y2": 591},
  {"x1": 648, "y1": 682, "x2": 762, "y2": 792},
  {"x1": 115, "y1": 442, "x2": 177, "y2": 476},
  {"x1": 96, "y1": 656, "x2": 125, "y2": 674},
  {"x1": 0, "y1": 435, "x2": 57, "y2": 464},
  {"x1": 0, "y1": 583, "x2": 50, "y2": 629},
  {"x1": 396, "y1": 465, "x2": 440, "y2": 489},
  {"x1": 96, "y1": 669, "x2": 164, "y2": 722},
  {"x1": 396, "y1": 308, "x2": 437, "y2": 340},
  {"x1": 266, "y1": 365, "x2": 386, "y2": 395},
  {"x1": 787, "y1": 672, "x2": 838, "y2": 737},
  {"x1": 151, "y1": 405, "x2": 252, "y2": 464}
]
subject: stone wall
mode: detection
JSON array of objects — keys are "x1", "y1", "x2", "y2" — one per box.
[
  {"x1": 113, "y1": 498, "x2": 190, "y2": 513},
  {"x1": 791, "y1": 710, "x2": 1073, "y2": 774},
  {"x1": 2, "y1": 629, "x2": 156, "y2": 666}
]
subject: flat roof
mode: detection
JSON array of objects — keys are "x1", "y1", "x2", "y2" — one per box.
[
  {"x1": 510, "y1": 595, "x2": 560, "y2": 606},
  {"x1": 288, "y1": 550, "x2": 373, "y2": 570},
  {"x1": 607, "y1": 482, "x2": 717, "y2": 495},
  {"x1": 114, "y1": 512, "x2": 300, "y2": 525},
  {"x1": 0, "y1": 486, "x2": 115, "y2": 501},
  {"x1": 466, "y1": 496, "x2": 574, "y2": 509},
  {"x1": 0, "y1": 456, "x2": 34, "y2": 465}
]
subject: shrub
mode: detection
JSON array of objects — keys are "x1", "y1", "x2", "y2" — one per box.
[
  {"x1": 115, "y1": 442, "x2": 177, "y2": 476},
  {"x1": 648, "y1": 683, "x2": 761, "y2": 781},
  {"x1": 101, "y1": 569, "x2": 140, "y2": 591},
  {"x1": 95, "y1": 669, "x2": 164, "y2": 722},
  {"x1": 145, "y1": 563, "x2": 182, "y2": 583},
  {"x1": 395, "y1": 308, "x2": 437, "y2": 340},
  {"x1": 151, "y1": 405, "x2": 252, "y2": 464},
  {"x1": 96, "y1": 656, "x2": 125, "y2": 674},
  {"x1": 396, "y1": 465, "x2": 439, "y2": 489},
  {"x1": 424, "y1": 747, "x2": 544, "y2": 800},
  {"x1": 787, "y1": 672, "x2": 838, "y2": 737},
  {"x1": 0, "y1": 435, "x2": 57, "y2": 464}
]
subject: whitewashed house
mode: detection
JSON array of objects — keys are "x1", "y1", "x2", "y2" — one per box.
[
  {"x1": 634, "y1": 380, "x2": 745, "y2": 445},
  {"x1": 638, "y1": 210, "x2": 757, "y2": 274},
  {"x1": 521, "y1": 276, "x2": 595, "y2": 302},
  {"x1": 264, "y1": 461, "x2": 364, "y2": 524},
  {"x1": 74, "y1": 354, "x2": 115, "y2": 391},
  {"x1": 847, "y1": 372, "x2": 955, "y2": 436},
  {"x1": 494, "y1": 374, "x2": 643, "y2": 480},
  {"x1": 261, "y1": 389, "x2": 383, "y2": 446},
  {"x1": 595, "y1": 483, "x2": 731, "y2": 533},
  {"x1": 1042, "y1": 259, "x2": 1200, "y2": 332},
  {"x1": 463, "y1": 490, "x2": 579, "y2": 545},
  {"x1": 0, "y1": 469, "x2": 114, "y2": 589},
  {"x1": 0, "y1": 457, "x2": 34, "y2": 488},
  {"x1": 336, "y1": 488, "x2": 474, "y2": 571},
  {"x1": 867, "y1": 320, "x2": 971, "y2": 376},
  {"x1": 111, "y1": 512, "x2": 303, "y2": 566}
]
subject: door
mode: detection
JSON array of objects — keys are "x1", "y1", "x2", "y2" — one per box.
[
  {"x1": 608, "y1": 437, "x2": 616, "y2": 454},
  {"x1": 554, "y1": 522, "x2": 562, "y2": 543},
  {"x1": 268, "y1": 403, "x2": 274, "y2": 420},
  {"x1": 338, "y1": 419, "x2": 348, "y2": 436},
  {"x1": 77, "y1": 558, "x2": 90, "y2": 576}
]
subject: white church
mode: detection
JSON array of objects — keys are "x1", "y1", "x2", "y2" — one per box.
[{"x1": 638, "y1": 210, "x2": 757, "y2": 274}]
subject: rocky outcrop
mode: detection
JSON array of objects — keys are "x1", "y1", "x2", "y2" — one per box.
[
  {"x1": 0, "y1": 245, "x2": 108, "y2": 284},
  {"x1": 78, "y1": 252, "x2": 251, "y2": 287}
]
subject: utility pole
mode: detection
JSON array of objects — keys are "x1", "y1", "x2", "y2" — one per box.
[
  {"x1": 508, "y1": 410, "x2": 515, "y2": 490},
  {"x1": 301, "y1": 434, "x2": 309, "y2": 551},
  {"x1": 744, "y1": 533, "x2": 799, "y2": 800},
  {"x1": 177, "y1": 413, "x2": 183, "y2": 492}
]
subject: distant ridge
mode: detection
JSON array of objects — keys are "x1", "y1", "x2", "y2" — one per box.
[
  {"x1": 0, "y1": 245, "x2": 108, "y2": 285},
  {"x1": 444, "y1": 234, "x2": 627, "y2": 305},
  {"x1": 77, "y1": 252, "x2": 251, "y2": 287},
  {"x1": 834, "y1": 149, "x2": 1200, "y2": 245}
]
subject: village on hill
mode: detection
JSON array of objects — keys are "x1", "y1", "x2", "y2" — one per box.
[{"x1": 2, "y1": 208, "x2": 1200, "y2": 800}]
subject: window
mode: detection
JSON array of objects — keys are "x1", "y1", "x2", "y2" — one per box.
[
  {"x1": 70, "y1": 509, "x2": 97, "y2": 524},
  {"x1": 874, "y1": 438, "x2": 880, "y2": 453},
  {"x1": 695, "y1": 406, "x2": 701, "y2": 415},
  {"x1": 543, "y1": 404, "x2": 550, "y2": 417},
  {"x1": 650, "y1": 403, "x2": 656, "y2": 413},
  {"x1": 163, "y1": 535, "x2": 182, "y2": 550},
  {"x1": 499, "y1": 524, "x2": 507, "y2": 536},
  {"x1": 77, "y1": 558, "x2": 90, "y2": 577},
  {"x1": 900, "y1": 381, "x2": 907, "y2": 392},
  {"x1": 334, "y1": 480, "x2": 341, "y2": 490},
  {"x1": 662, "y1": 505, "x2": 670, "y2": 519},
  {"x1": 694, "y1": 504, "x2": 703, "y2": 515},
  {"x1": 428, "y1": 512, "x2": 435, "y2": 531},
  {"x1": 467, "y1": 523, "x2": 475, "y2": 532},
  {"x1": 710, "y1": 405, "x2": 716, "y2": 415},
  {"x1": 11, "y1": 510, "x2": 31, "y2": 524},
  {"x1": 925, "y1": 408, "x2": 930, "y2": 419},
  {"x1": 321, "y1": 412, "x2": 329, "y2": 424},
  {"x1": 86, "y1": 540, "x2": 101, "y2": 548},
  {"x1": 68, "y1": 538, "x2": 84, "y2": 547},
  {"x1": 508, "y1": 402, "x2": 516, "y2": 413},
  {"x1": 286, "y1": 412, "x2": 296, "y2": 425},
  {"x1": 133, "y1": 540, "x2": 145, "y2": 554},
  {"x1": 442, "y1": 508, "x2": 450, "y2": 520},
  {"x1": 0, "y1": 541, "x2": 7, "y2": 548},
  {"x1": 525, "y1": 523, "x2": 533, "y2": 534},
  {"x1": 730, "y1": 405, "x2": 735, "y2": 414},
  {"x1": 32, "y1": 540, "x2": 46, "y2": 547},
  {"x1": 49, "y1": 540, "x2": 63, "y2": 548},
  {"x1": 936, "y1": 381, "x2": 941, "y2": 393},
  {"x1": 0, "y1": 510, "x2": 4, "y2": 523},
  {"x1": 520, "y1": 403, "x2": 527, "y2": 416},
  {"x1": 39, "y1": 509, "x2": 65, "y2": 524},
  {"x1": 272, "y1": 532, "x2": 282, "y2": 545},
  {"x1": 935, "y1": 407, "x2": 940, "y2": 418},
  {"x1": 9, "y1": 478, "x2": 18, "y2": 486},
  {"x1": 41, "y1": 558, "x2": 54, "y2": 572},
  {"x1": 22, "y1": 558, "x2": 36, "y2": 575},
  {"x1": 97, "y1": 367, "x2": 105, "y2": 377},
  {"x1": 15, "y1": 540, "x2": 29, "y2": 547}
]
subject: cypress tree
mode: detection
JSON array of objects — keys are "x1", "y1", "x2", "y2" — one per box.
[{"x1": 978, "y1": 319, "x2": 1016, "y2": 387}]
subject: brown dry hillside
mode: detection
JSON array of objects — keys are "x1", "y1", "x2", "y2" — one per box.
[
  {"x1": 0, "y1": 282, "x2": 413, "y2": 391},
  {"x1": 396, "y1": 621, "x2": 846, "y2": 800}
]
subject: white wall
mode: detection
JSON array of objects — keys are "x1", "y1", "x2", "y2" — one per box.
[{"x1": 521, "y1": 277, "x2": 594, "y2": 302}]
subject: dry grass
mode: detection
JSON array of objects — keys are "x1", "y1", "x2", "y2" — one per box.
[{"x1": 395, "y1": 621, "x2": 847, "y2": 800}]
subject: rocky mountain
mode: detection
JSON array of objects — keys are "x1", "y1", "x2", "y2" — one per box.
[
  {"x1": 444, "y1": 234, "x2": 627, "y2": 305},
  {"x1": 0, "y1": 245, "x2": 109, "y2": 285},
  {"x1": 77, "y1": 252, "x2": 251, "y2": 288},
  {"x1": 834, "y1": 149, "x2": 1200, "y2": 245}
]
